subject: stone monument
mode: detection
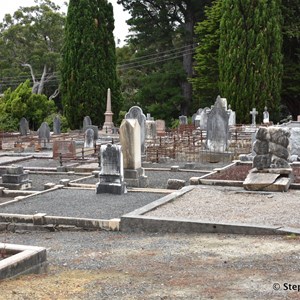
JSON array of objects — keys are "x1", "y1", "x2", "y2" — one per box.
[
  {"x1": 53, "y1": 115, "x2": 61, "y2": 135},
  {"x1": 96, "y1": 144, "x2": 126, "y2": 195},
  {"x1": 243, "y1": 126, "x2": 292, "y2": 192},
  {"x1": 19, "y1": 117, "x2": 29, "y2": 136},
  {"x1": 103, "y1": 88, "x2": 114, "y2": 133},
  {"x1": 206, "y1": 96, "x2": 229, "y2": 152},
  {"x1": 119, "y1": 119, "x2": 148, "y2": 187},
  {"x1": 84, "y1": 128, "x2": 94, "y2": 148},
  {"x1": 38, "y1": 122, "x2": 51, "y2": 148},
  {"x1": 125, "y1": 106, "x2": 146, "y2": 154},
  {"x1": 263, "y1": 106, "x2": 270, "y2": 124},
  {"x1": 250, "y1": 108, "x2": 258, "y2": 126},
  {"x1": 83, "y1": 116, "x2": 92, "y2": 131}
]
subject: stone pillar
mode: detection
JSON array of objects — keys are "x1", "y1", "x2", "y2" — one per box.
[
  {"x1": 103, "y1": 88, "x2": 114, "y2": 133},
  {"x1": 119, "y1": 119, "x2": 148, "y2": 187}
]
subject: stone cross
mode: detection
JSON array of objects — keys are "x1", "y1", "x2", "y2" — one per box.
[{"x1": 250, "y1": 108, "x2": 258, "y2": 126}]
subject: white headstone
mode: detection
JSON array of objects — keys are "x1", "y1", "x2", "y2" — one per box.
[{"x1": 84, "y1": 128, "x2": 94, "y2": 148}]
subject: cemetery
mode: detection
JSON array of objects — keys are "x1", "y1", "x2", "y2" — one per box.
[{"x1": 0, "y1": 100, "x2": 300, "y2": 298}]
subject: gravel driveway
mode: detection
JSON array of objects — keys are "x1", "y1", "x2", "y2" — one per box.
[{"x1": 1, "y1": 231, "x2": 300, "y2": 299}]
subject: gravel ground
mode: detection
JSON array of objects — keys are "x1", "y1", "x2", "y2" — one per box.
[
  {"x1": 146, "y1": 185, "x2": 300, "y2": 229},
  {"x1": 1, "y1": 231, "x2": 300, "y2": 299},
  {"x1": 0, "y1": 189, "x2": 165, "y2": 219}
]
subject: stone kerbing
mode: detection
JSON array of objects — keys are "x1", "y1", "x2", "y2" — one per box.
[{"x1": 0, "y1": 243, "x2": 47, "y2": 280}]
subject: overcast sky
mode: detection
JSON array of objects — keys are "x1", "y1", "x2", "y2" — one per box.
[{"x1": 0, "y1": 0, "x2": 130, "y2": 46}]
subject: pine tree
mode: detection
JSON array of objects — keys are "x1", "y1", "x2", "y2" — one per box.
[
  {"x1": 191, "y1": 0, "x2": 222, "y2": 109},
  {"x1": 61, "y1": 0, "x2": 122, "y2": 129},
  {"x1": 219, "y1": 0, "x2": 283, "y2": 124}
]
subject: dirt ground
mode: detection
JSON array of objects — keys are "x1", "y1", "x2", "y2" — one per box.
[{"x1": 1, "y1": 231, "x2": 300, "y2": 299}]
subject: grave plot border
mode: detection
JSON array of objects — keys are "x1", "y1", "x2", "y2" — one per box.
[
  {"x1": 120, "y1": 185, "x2": 300, "y2": 235},
  {"x1": 0, "y1": 243, "x2": 47, "y2": 280}
]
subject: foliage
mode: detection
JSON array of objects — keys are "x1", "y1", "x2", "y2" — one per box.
[
  {"x1": 0, "y1": 80, "x2": 56, "y2": 131},
  {"x1": 191, "y1": 0, "x2": 222, "y2": 109},
  {"x1": 0, "y1": 0, "x2": 65, "y2": 96},
  {"x1": 219, "y1": 0, "x2": 283, "y2": 124},
  {"x1": 117, "y1": 0, "x2": 212, "y2": 120},
  {"x1": 281, "y1": 0, "x2": 300, "y2": 119},
  {"x1": 61, "y1": 0, "x2": 123, "y2": 129}
]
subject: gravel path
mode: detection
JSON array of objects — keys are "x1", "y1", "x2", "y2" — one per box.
[
  {"x1": 1, "y1": 231, "x2": 300, "y2": 299},
  {"x1": 146, "y1": 186, "x2": 300, "y2": 229},
  {"x1": 0, "y1": 189, "x2": 165, "y2": 219}
]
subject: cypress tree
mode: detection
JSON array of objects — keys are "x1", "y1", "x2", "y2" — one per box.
[
  {"x1": 61, "y1": 0, "x2": 122, "y2": 129},
  {"x1": 219, "y1": 0, "x2": 283, "y2": 124}
]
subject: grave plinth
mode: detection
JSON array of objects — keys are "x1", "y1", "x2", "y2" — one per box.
[{"x1": 0, "y1": 165, "x2": 32, "y2": 190}]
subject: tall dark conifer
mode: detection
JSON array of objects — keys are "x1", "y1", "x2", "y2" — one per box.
[
  {"x1": 61, "y1": 0, "x2": 122, "y2": 129},
  {"x1": 219, "y1": 0, "x2": 283, "y2": 124}
]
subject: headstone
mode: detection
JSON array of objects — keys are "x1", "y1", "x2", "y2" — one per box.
[
  {"x1": 119, "y1": 119, "x2": 148, "y2": 187},
  {"x1": 156, "y1": 119, "x2": 165, "y2": 134},
  {"x1": 96, "y1": 144, "x2": 126, "y2": 195},
  {"x1": 263, "y1": 106, "x2": 270, "y2": 124},
  {"x1": 206, "y1": 97, "x2": 229, "y2": 152},
  {"x1": 145, "y1": 120, "x2": 157, "y2": 140},
  {"x1": 199, "y1": 107, "x2": 210, "y2": 130},
  {"x1": 85, "y1": 125, "x2": 98, "y2": 140},
  {"x1": 194, "y1": 114, "x2": 201, "y2": 128},
  {"x1": 146, "y1": 113, "x2": 154, "y2": 121},
  {"x1": 83, "y1": 116, "x2": 92, "y2": 131},
  {"x1": 0, "y1": 165, "x2": 31, "y2": 190},
  {"x1": 227, "y1": 105, "x2": 236, "y2": 126},
  {"x1": 216, "y1": 95, "x2": 227, "y2": 111},
  {"x1": 19, "y1": 117, "x2": 29, "y2": 136},
  {"x1": 179, "y1": 115, "x2": 188, "y2": 125},
  {"x1": 53, "y1": 140, "x2": 77, "y2": 159},
  {"x1": 103, "y1": 88, "x2": 114, "y2": 133},
  {"x1": 125, "y1": 106, "x2": 146, "y2": 154},
  {"x1": 84, "y1": 128, "x2": 94, "y2": 148},
  {"x1": 38, "y1": 122, "x2": 51, "y2": 145},
  {"x1": 250, "y1": 108, "x2": 258, "y2": 126},
  {"x1": 53, "y1": 115, "x2": 61, "y2": 135}
]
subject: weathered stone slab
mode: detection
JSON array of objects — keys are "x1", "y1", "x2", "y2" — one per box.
[
  {"x1": 167, "y1": 179, "x2": 186, "y2": 190},
  {"x1": 243, "y1": 172, "x2": 280, "y2": 191}
]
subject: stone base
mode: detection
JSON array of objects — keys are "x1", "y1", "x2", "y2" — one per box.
[
  {"x1": 0, "y1": 181, "x2": 32, "y2": 190},
  {"x1": 200, "y1": 150, "x2": 234, "y2": 163},
  {"x1": 96, "y1": 182, "x2": 126, "y2": 195},
  {"x1": 124, "y1": 168, "x2": 149, "y2": 188},
  {"x1": 243, "y1": 169, "x2": 291, "y2": 192}
]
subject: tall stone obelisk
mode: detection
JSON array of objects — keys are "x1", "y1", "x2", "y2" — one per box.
[{"x1": 103, "y1": 88, "x2": 114, "y2": 133}]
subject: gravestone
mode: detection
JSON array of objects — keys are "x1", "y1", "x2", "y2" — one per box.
[
  {"x1": 38, "y1": 122, "x2": 51, "y2": 147},
  {"x1": 179, "y1": 115, "x2": 188, "y2": 125},
  {"x1": 53, "y1": 115, "x2": 61, "y2": 135},
  {"x1": 19, "y1": 117, "x2": 29, "y2": 136},
  {"x1": 156, "y1": 119, "x2": 165, "y2": 134},
  {"x1": 218, "y1": 96, "x2": 227, "y2": 110},
  {"x1": 0, "y1": 165, "x2": 31, "y2": 190},
  {"x1": 53, "y1": 140, "x2": 77, "y2": 159},
  {"x1": 84, "y1": 128, "x2": 94, "y2": 148},
  {"x1": 83, "y1": 116, "x2": 92, "y2": 131},
  {"x1": 250, "y1": 108, "x2": 258, "y2": 126},
  {"x1": 206, "y1": 97, "x2": 229, "y2": 152},
  {"x1": 227, "y1": 105, "x2": 236, "y2": 126},
  {"x1": 263, "y1": 106, "x2": 269, "y2": 124},
  {"x1": 125, "y1": 106, "x2": 146, "y2": 154},
  {"x1": 145, "y1": 120, "x2": 157, "y2": 140},
  {"x1": 146, "y1": 113, "x2": 154, "y2": 121},
  {"x1": 199, "y1": 107, "x2": 210, "y2": 130},
  {"x1": 119, "y1": 119, "x2": 148, "y2": 187},
  {"x1": 96, "y1": 144, "x2": 126, "y2": 195},
  {"x1": 85, "y1": 125, "x2": 98, "y2": 140},
  {"x1": 194, "y1": 115, "x2": 201, "y2": 128}
]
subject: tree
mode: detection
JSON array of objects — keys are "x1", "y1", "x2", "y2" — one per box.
[
  {"x1": 219, "y1": 0, "x2": 283, "y2": 124},
  {"x1": 0, "y1": 80, "x2": 56, "y2": 131},
  {"x1": 117, "y1": 0, "x2": 212, "y2": 118},
  {"x1": 191, "y1": 0, "x2": 222, "y2": 109},
  {"x1": 281, "y1": 0, "x2": 300, "y2": 120},
  {"x1": 61, "y1": 0, "x2": 122, "y2": 129},
  {"x1": 0, "y1": 0, "x2": 65, "y2": 98}
]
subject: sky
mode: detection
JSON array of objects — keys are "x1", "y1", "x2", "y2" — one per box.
[{"x1": 0, "y1": 0, "x2": 130, "y2": 46}]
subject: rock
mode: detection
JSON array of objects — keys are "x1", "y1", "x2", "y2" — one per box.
[
  {"x1": 253, "y1": 140, "x2": 269, "y2": 155},
  {"x1": 167, "y1": 179, "x2": 186, "y2": 190},
  {"x1": 271, "y1": 156, "x2": 290, "y2": 169},
  {"x1": 256, "y1": 127, "x2": 270, "y2": 141},
  {"x1": 253, "y1": 154, "x2": 271, "y2": 170},
  {"x1": 268, "y1": 142, "x2": 289, "y2": 160}
]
